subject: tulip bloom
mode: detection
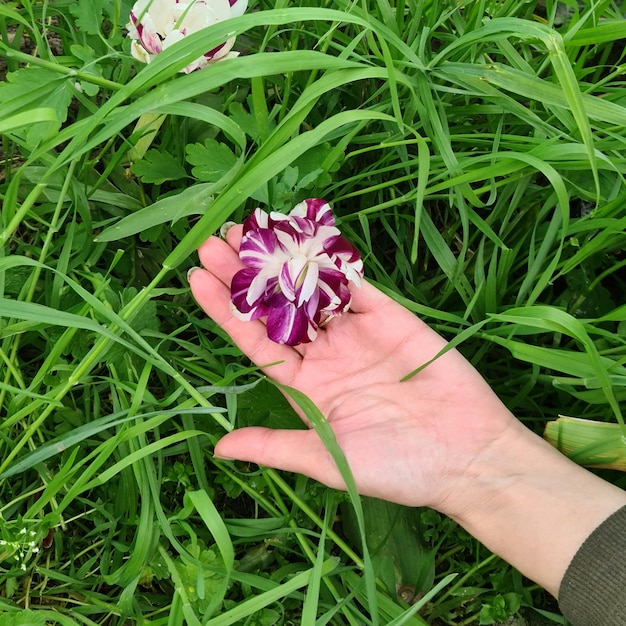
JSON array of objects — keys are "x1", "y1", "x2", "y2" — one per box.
[
  {"x1": 231, "y1": 199, "x2": 364, "y2": 346},
  {"x1": 127, "y1": 0, "x2": 247, "y2": 73}
]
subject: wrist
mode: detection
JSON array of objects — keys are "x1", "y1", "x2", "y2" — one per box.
[{"x1": 438, "y1": 420, "x2": 626, "y2": 596}]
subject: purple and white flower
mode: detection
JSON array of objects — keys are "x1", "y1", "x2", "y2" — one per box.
[
  {"x1": 230, "y1": 199, "x2": 364, "y2": 346},
  {"x1": 127, "y1": 0, "x2": 247, "y2": 74}
]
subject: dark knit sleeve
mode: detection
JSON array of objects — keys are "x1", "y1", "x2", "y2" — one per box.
[{"x1": 558, "y1": 504, "x2": 626, "y2": 626}]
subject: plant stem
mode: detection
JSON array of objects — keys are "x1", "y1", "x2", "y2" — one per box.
[{"x1": 0, "y1": 43, "x2": 123, "y2": 92}]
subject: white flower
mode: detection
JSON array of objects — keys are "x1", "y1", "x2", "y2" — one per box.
[{"x1": 127, "y1": 0, "x2": 248, "y2": 73}]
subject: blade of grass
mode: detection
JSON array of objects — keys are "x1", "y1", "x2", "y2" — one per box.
[
  {"x1": 205, "y1": 558, "x2": 338, "y2": 626},
  {"x1": 277, "y1": 383, "x2": 380, "y2": 626}
]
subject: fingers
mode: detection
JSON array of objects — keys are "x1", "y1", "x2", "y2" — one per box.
[
  {"x1": 214, "y1": 427, "x2": 346, "y2": 491},
  {"x1": 189, "y1": 235, "x2": 303, "y2": 382},
  {"x1": 189, "y1": 266, "x2": 302, "y2": 382},
  {"x1": 197, "y1": 235, "x2": 243, "y2": 286},
  {"x1": 347, "y1": 279, "x2": 394, "y2": 314},
  {"x1": 225, "y1": 223, "x2": 243, "y2": 250}
]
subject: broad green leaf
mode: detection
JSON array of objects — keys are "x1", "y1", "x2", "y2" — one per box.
[
  {"x1": 0, "y1": 67, "x2": 73, "y2": 145},
  {"x1": 131, "y1": 149, "x2": 188, "y2": 184},
  {"x1": 174, "y1": 542, "x2": 228, "y2": 616},
  {"x1": 69, "y1": 0, "x2": 105, "y2": 35},
  {"x1": 186, "y1": 139, "x2": 239, "y2": 183},
  {"x1": 228, "y1": 101, "x2": 261, "y2": 141},
  {"x1": 0, "y1": 610, "x2": 52, "y2": 626}
]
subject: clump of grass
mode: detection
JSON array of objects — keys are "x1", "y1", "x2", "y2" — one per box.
[{"x1": 1, "y1": 0, "x2": 625, "y2": 624}]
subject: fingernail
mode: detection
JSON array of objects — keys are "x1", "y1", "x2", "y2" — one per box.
[
  {"x1": 219, "y1": 221, "x2": 236, "y2": 239},
  {"x1": 187, "y1": 266, "x2": 202, "y2": 283},
  {"x1": 212, "y1": 452, "x2": 236, "y2": 461}
]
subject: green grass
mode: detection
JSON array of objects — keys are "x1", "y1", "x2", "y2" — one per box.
[{"x1": 1, "y1": 0, "x2": 625, "y2": 623}]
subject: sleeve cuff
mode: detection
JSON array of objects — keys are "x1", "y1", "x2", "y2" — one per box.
[{"x1": 559, "y1": 503, "x2": 626, "y2": 626}]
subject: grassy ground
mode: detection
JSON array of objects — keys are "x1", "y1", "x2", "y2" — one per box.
[{"x1": 1, "y1": 0, "x2": 625, "y2": 624}]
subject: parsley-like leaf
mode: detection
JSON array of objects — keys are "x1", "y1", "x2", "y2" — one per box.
[
  {"x1": 131, "y1": 150, "x2": 188, "y2": 184},
  {"x1": 186, "y1": 138, "x2": 238, "y2": 182},
  {"x1": 69, "y1": 0, "x2": 105, "y2": 35},
  {"x1": 0, "y1": 67, "x2": 73, "y2": 146}
]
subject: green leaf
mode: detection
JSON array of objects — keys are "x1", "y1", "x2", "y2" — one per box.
[
  {"x1": 175, "y1": 541, "x2": 228, "y2": 614},
  {"x1": 184, "y1": 490, "x2": 235, "y2": 574},
  {"x1": 69, "y1": 44, "x2": 102, "y2": 96},
  {"x1": 236, "y1": 379, "x2": 303, "y2": 431},
  {"x1": 69, "y1": 0, "x2": 105, "y2": 35},
  {"x1": 205, "y1": 559, "x2": 338, "y2": 626},
  {"x1": 95, "y1": 183, "x2": 214, "y2": 242},
  {"x1": 186, "y1": 139, "x2": 239, "y2": 182},
  {"x1": 341, "y1": 497, "x2": 433, "y2": 594},
  {"x1": 567, "y1": 21, "x2": 626, "y2": 46},
  {"x1": 0, "y1": 108, "x2": 57, "y2": 135},
  {"x1": 0, "y1": 67, "x2": 73, "y2": 145},
  {"x1": 70, "y1": 44, "x2": 96, "y2": 64},
  {"x1": 0, "y1": 608, "x2": 83, "y2": 626},
  {"x1": 131, "y1": 149, "x2": 188, "y2": 184},
  {"x1": 228, "y1": 101, "x2": 260, "y2": 141},
  {"x1": 0, "y1": 610, "x2": 48, "y2": 626},
  {"x1": 277, "y1": 384, "x2": 380, "y2": 625},
  {"x1": 293, "y1": 142, "x2": 340, "y2": 177}
]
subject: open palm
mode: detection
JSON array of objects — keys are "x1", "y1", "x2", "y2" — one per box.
[{"x1": 189, "y1": 226, "x2": 521, "y2": 516}]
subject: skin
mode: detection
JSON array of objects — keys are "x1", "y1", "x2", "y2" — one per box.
[{"x1": 189, "y1": 225, "x2": 626, "y2": 598}]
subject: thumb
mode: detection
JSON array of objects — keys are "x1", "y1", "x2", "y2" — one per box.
[{"x1": 214, "y1": 427, "x2": 345, "y2": 490}]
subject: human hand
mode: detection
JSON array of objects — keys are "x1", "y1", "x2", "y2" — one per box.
[
  {"x1": 190, "y1": 226, "x2": 626, "y2": 598},
  {"x1": 189, "y1": 225, "x2": 525, "y2": 518}
]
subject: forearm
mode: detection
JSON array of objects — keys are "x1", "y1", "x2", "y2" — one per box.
[{"x1": 444, "y1": 421, "x2": 626, "y2": 597}]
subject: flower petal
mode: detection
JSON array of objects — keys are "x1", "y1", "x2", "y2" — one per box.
[
  {"x1": 246, "y1": 270, "x2": 275, "y2": 307},
  {"x1": 231, "y1": 200, "x2": 363, "y2": 345},
  {"x1": 317, "y1": 268, "x2": 348, "y2": 310},
  {"x1": 290, "y1": 198, "x2": 335, "y2": 226},
  {"x1": 229, "y1": 0, "x2": 248, "y2": 17},
  {"x1": 298, "y1": 260, "x2": 319, "y2": 306},
  {"x1": 324, "y1": 234, "x2": 364, "y2": 286},
  {"x1": 243, "y1": 207, "x2": 271, "y2": 233},
  {"x1": 278, "y1": 253, "x2": 307, "y2": 302},
  {"x1": 266, "y1": 297, "x2": 317, "y2": 345},
  {"x1": 136, "y1": 18, "x2": 164, "y2": 54},
  {"x1": 205, "y1": 39, "x2": 235, "y2": 62},
  {"x1": 240, "y1": 228, "x2": 285, "y2": 270},
  {"x1": 127, "y1": 0, "x2": 245, "y2": 72},
  {"x1": 231, "y1": 268, "x2": 269, "y2": 320},
  {"x1": 130, "y1": 40, "x2": 153, "y2": 64}
]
